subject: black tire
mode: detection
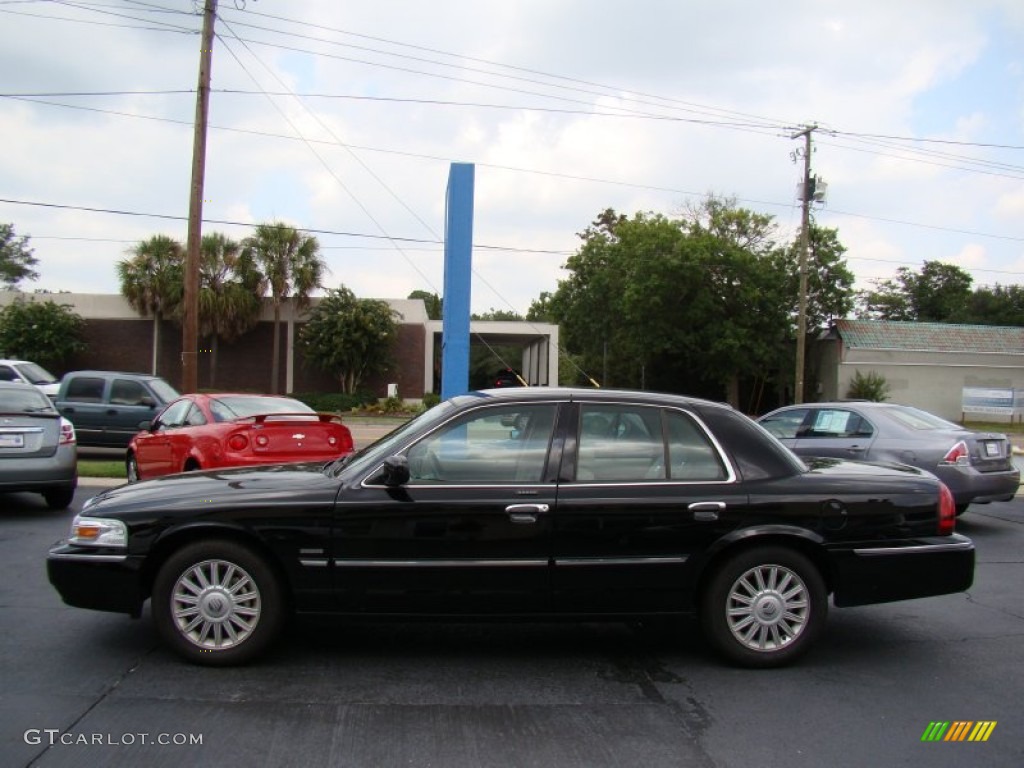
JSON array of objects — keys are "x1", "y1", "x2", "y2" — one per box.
[
  {"x1": 126, "y1": 453, "x2": 140, "y2": 484},
  {"x1": 701, "y1": 546, "x2": 827, "y2": 668},
  {"x1": 955, "y1": 504, "x2": 969, "y2": 516},
  {"x1": 152, "y1": 540, "x2": 285, "y2": 666},
  {"x1": 42, "y1": 484, "x2": 75, "y2": 510}
]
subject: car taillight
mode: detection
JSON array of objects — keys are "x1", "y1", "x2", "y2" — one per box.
[
  {"x1": 941, "y1": 440, "x2": 970, "y2": 466},
  {"x1": 227, "y1": 434, "x2": 248, "y2": 451},
  {"x1": 328, "y1": 436, "x2": 337, "y2": 446},
  {"x1": 59, "y1": 418, "x2": 76, "y2": 445},
  {"x1": 255, "y1": 434, "x2": 269, "y2": 447},
  {"x1": 937, "y1": 483, "x2": 956, "y2": 535}
]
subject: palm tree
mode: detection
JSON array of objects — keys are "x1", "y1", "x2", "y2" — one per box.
[
  {"x1": 117, "y1": 235, "x2": 184, "y2": 375},
  {"x1": 242, "y1": 222, "x2": 326, "y2": 393},
  {"x1": 198, "y1": 233, "x2": 263, "y2": 389}
]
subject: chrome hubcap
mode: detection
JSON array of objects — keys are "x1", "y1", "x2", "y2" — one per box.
[
  {"x1": 171, "y1": 559, "x2": 261, "y2": 650},
  {"x1": 726, "y1": 564, "x2": 809, "y2": 652}
]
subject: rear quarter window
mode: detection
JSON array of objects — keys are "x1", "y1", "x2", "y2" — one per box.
[
  {"x1": 64, "y1": 377, "x2": 105, "y2": 402},
  {"x1": 699, "y1": 407, "x2": 804, "y2": 481}
]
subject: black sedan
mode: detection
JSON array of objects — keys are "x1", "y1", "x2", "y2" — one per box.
[{"x1": 48, "y1": 388, "x2": 973, "y2": 668}]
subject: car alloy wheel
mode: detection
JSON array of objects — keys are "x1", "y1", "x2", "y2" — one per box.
[
  {"x1": 725, "y1": 563, "x2": 809, "y2": 652},
  {"x1": 702, "y1": 546, "x2": 826, "y2": 668},
  {"x1": 172, "y1": 558, "x2": 261, "y2": 650},
  {"x1": 153, "y1": 540, "x2": 284, "y2": 665},
  {"x1": 126, "y1": 454, "x2": 139, "y2": 483}
]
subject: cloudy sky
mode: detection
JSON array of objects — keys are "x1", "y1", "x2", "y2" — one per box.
[{"x1": 1, "y1": 0, "x2": 1023, "y2": 315}]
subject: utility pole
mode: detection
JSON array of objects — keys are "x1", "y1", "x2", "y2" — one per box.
[
  {"x1": 182, "y1": 0, "x2": 218, "y2": 393},
  {"x1": 791, "y1": 124, "x2": 816, "y2": 405}
]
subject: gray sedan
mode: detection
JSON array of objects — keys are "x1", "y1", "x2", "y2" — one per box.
[
  {"x1": 0, "y1": 382, "x2": 77, "y2": 509},
  {"x1": 758, "y1": 401, "x2": 1019, "y2": 514}
]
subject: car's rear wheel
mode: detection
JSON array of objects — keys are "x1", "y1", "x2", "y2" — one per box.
[
  {"x1": 152, "y1": 540, "x2": 284, "y2": 666},
  {"x1": 42, "y1": 484, "x2": 75, "y2": 510},
  {"x1": 126, "y1": 453, "x2": 140, "y2": 483},
  {"x1": 701, "y1": 546, "x2": 826, "y2": 668},
  {"x1": 955, "y1": 504, "x2": 969, "y2": 516}
]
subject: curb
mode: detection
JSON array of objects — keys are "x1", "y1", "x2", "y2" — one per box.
[{"x1": 78, "y1": 477, "x2": 126, "y2": 488}]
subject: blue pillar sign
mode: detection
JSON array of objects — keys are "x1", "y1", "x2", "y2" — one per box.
[{"x1": 441, "y1": 163, "x2": 475, "y2": 400}]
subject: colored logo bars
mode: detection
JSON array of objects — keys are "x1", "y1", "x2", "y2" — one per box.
[{"x1": 921, "y1": 721, "x2": 997, "y2": 742}]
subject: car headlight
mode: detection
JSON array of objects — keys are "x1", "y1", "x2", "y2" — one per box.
[{"x1": 69, "y1": 516, "x2": 128, "y2": 548}]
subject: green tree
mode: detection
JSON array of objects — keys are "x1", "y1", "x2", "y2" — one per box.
[
  {"x1": 858, "y1": 261, "x2": 973, "y2": 322},
  {"x1": 0, "y1": 223, "x2": 40, "y2": 289},
  {"x1": 960, "y1": 284, "x2": 1024, "y2": 326},
  {"x1": 549, "y1": 204, "x2": 793, "y2": 404},
  {"x1": 526, "y1": 291, "x2": 555, "y2": 322},
  {"x1": 299, "y1": 286, "x2": 399, "y2": 394},
  {"x1": 242, "y1": 222, "x2": 326, "y2": 393},
  {"x1": 408, "y1": 290, "x2": 442, "y2": 320},
  {"x1": 117, "y1": 235, "x2": 184, "y2": 374},
  {"x1": 472, "y1": 308, "x2": 523, "y2": 321},
  {"x1": 0, "y1": 297, "x2": 86, "y2": 367},
  {"x1": 198, "y1": 233, "x2": 263, "y2": 388}
]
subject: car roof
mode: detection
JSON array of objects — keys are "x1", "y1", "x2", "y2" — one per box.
[
  {"x1": 458, "y1": 387, "x2": 736, "y2": 412},
  {"x1": 66, "y1": 370, "x2": 165, "y2": 379}
]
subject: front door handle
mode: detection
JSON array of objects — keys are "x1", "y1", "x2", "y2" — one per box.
[{"x1": 505, "y1": 503, "x2": 549, "y2": 524}]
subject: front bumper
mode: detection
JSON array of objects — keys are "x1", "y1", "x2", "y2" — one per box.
[
  {"x1": 830, "y1": 534, "x2": 974, "y2": 607},
  {"x1": 47, "y1": 543, "x2": 147, "y2": 616}
]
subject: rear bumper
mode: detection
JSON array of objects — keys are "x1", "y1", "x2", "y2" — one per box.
[
  {"x1": 47, "y1": 543, "x2": 147, "y2": 616},
  {"x1": 0, "y1": 448, "x2": 77, "y2": 492},
  {"x1": 830, "y1": 534, "x2": 974, "y2": 607},
  {"x1": 934, "y1": 464, "x2": 1019, "y2": 505}
]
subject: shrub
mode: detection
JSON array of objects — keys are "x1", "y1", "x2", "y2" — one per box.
[
  {"x1": 846, "y1": 370, "x2": 890, "y2": 402},
  {"x1": 289, "y1": 391, "x2": 375, "y2": 413}
]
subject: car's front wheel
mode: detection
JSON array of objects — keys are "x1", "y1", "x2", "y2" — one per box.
[
  {"x1": 152, "y1": 540, "x2": 285, "y2": 666},
  {"x1": 701, "y1": 546, "x2": 826, "y2": 668}
]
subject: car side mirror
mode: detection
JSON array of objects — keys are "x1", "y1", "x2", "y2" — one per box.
[
  {"x1": 142, "y1": 420, "x2": 157, "y2": 432},
  {"x1": 380, "y1": 455, "x2": 410, "y2": 487}
]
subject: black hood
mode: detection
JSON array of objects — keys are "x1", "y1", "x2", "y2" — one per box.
[{"x1": 84, "y1": 462, "x2": 341, "y2": 515}]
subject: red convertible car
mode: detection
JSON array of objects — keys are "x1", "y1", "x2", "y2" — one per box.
[{"x1": 126, "y1": 394, "x2": 354, "y2": 482}]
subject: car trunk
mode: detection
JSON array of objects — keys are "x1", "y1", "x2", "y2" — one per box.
[
  {"x1": 965, "y1": 432, "x2": 1014, "y2": 473},
  {"x1": 0, "y1": 414, "x2": 60, "y2": 458},
  {"x1": 247, "y1": 415, "x2": 349, "y2": 459}
]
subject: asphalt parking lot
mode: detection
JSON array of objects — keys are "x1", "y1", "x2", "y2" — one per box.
[{"x1": 1, "y1": 485, "x2": 1022, "y2": 768}]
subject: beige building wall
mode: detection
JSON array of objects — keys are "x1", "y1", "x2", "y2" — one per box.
[{"x1": 838, "y1": 347, "x2": 1024, "y2": 421}]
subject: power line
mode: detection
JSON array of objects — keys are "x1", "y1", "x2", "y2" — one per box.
[
  {"x1": 0, "y1": 196, "x2": 574, "y2": 255},
  {"x1": 6, "y1": 93, "x2": 1023, "y2": 246}
]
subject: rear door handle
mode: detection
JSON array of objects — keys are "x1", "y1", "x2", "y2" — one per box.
[
  {"x1": 688, "y1": 501, "x2": 725, "y2": 522},
  {"x1": 505, "y1": 503, "x2": 549, "y2": 524}
]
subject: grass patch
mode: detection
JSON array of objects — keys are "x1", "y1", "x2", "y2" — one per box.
[
  {"x1": 963, "y1": 421, "x2": 1024, "y2": 436},
  {"x1": 78, "y1": 459, "x2": 127, "y2": 479}
]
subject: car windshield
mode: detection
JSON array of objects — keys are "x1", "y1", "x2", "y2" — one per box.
[
  {"x1": 14, "y1": 362, "x2": 58, "y2": 385},
  {"x1": 0, "y1": 386, "x2": 57, "y2": 413},
  {"x1": 328, "y1": 400, "x2": 455, "y2": 477},
  {"x1": 210, "y1": 396, "x2": 315, "y2": 420},
  {"x1": 885, "y1": 406, "x2": 964, "y2": 431},
  {"x1": 148, "y1": 379, "x2": 180, "y2": 403}
]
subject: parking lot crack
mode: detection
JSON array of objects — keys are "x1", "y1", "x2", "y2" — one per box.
[{"x1": 24, "y1": 645, "x2": 158, "y2": 768}]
